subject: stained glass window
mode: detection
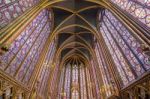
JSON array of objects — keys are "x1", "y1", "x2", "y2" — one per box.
[
  {"x1": 80, "y1": 66, "x2": 87, "y2": 99},
  {"x1": 98, "y1": 9, "x2": 150, "y2": 86},
  {"x1": 49, "y1": 61, "x2": 60, "y2": 97},
  {"x1": 110, "y1": 0, "x2": 150, "y2": 30},
  {"x1": 0, "y1": 0, "x2": 40, "y2": 29},
  {"x1": 58, "y1": 67, "x2": 65, "y2": 99},
  {"x1": 94, "y1": 35, "x2": 122, "y2": 98},
  {"x1": 36, "y1": 40, "x2": 56, "y2": 96},
  {"x1": 90, "y1": 60, "x2": 101, "y2": 98},
  {"x1": 58, "y1": 62, "x2": 91, "y2": 99},
  {"x1": 85, "y1": 67, "x2": 93, "y2": 99},
  {"x1": 95, "y1": 43, "x2": 114, "y2": 97},
  {"x1": 0, "y1": 9, "x2": 52, "y2": 85},
  {"x1": 64, "y1": 64, "x2": 71, "y2": 99}
]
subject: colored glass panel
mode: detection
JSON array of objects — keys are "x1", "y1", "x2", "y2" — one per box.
[
  {"x1": 111, "y1": 0, "x2": 150, "y2": 30},
  {"x1": 95, "y1": 44, "x2": 114, "y2": 96},
  {"x1": 0, "y1": 0, "x2": 40, "y2": 29},
  {"x1": 0, "y1": 9, "x2": 52, "y2": 86},
  {"x1": 98, "y1": 9, "x2": 150, "y2": 86},
  {"x1": 58, "y1": 63, "x2": 90, "y2": 99}
]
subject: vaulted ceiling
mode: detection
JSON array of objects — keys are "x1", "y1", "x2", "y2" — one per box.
[{"x1": 51, "y1": 0, "x2": 105, "y2": 64}]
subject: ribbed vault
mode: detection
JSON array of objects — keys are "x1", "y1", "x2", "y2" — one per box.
[{"x1": 51, "y1": 0, "x2": 104, "y2": 64}]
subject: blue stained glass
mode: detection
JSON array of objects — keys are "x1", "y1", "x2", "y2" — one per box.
[
  {"x1": 100, "y1": 23, "x2": 130, "y2": 85},
  {"x1": 6, "y1": 57, "x2": 22, "y2": 75},
  {"x1": 0, "y1": 0, "x2": 40, "y2": 29},
  {"x1": 98, "y1": 9, "x2": 150, "y2": 86},
  {"x1": 35, "y1": 39, "x2": 56, "y2": 94},
  {"x1": 0, "y1": 9, "x2": 53, "y2": 86},
  {"x1": 0, "y1": 10, "x2": 44, "y2": 67},
  {"x1": 111, "y1": 0, "x2": 150, "y2": 29},
  {"x1": 103, "y1": 15, "x2": 144, "y2": 75},
  {"x1": 23, "y1": 60, "x2": 37, "y2": 84},
  {"x1": 23, "y1": 23, "x2": 52, "y2": 84},
  {"x1": 95, "y1": 43, "x2": 116, "y2": 96},
  {"x1": 57, "y1": 62, "x2": 91, "y2": 99},
  {"x1": 58, "y1": 67, "x2": 65, "y2": 99},
  {"x1": 105, "y1": 10, "x2": 150, "y2": 70},
  {"x1": 16, "y1": 59, "x2": 30, "y2": 80},
  {"x1": 91, "y1": 60, "x2": 101, "y2": 97},
  {"x1": 5, "y1": 13, "x2": 47, "y2": 76},
  {"x1": 19, "y1": 29, "x2": 49, "y2": 81}
]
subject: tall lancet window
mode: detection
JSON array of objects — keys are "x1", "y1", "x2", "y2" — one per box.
[
  {"x1": 36, "y1": 39, "x2": 56, "y2": 97},
  {"x1": 58, "y1": 59, "x2": 92, "y2": 99},
  {"x1": 0, "y1": 9, "x2": 52, "y2": 85},
  {"x1": 98, "y1": 9, "x2": 150, "y2": 86},
  {"x1": 71, "y1": 64, "x2": 79, "y2": 99},
  {"x1": 94, "y1": 41, "x2": 116, "y2": 97},
  {"x1": 110, "y1": 0, "x2": 150, "y2": 30}
]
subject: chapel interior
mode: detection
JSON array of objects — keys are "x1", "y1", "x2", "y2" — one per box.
[{"x1": 0, "y1": 0, "x2": 150, "y2": 99}]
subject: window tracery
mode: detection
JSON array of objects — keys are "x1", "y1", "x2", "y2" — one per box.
[
  {"x1": 58, "y1": 62, "x2": 91, "y2": 99},
  {"x1": 98, "y1": 9, "x2": 150, "y2": 86},
  {"x1": 0, "y1": 0, "x2": 40, "y2": 29},
  {"x1": 111, "y1": 0, "x2": 150, "y2": 30},
  {"x1": 0, "y1": 9, "x2": 52, "y2": 85}
]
